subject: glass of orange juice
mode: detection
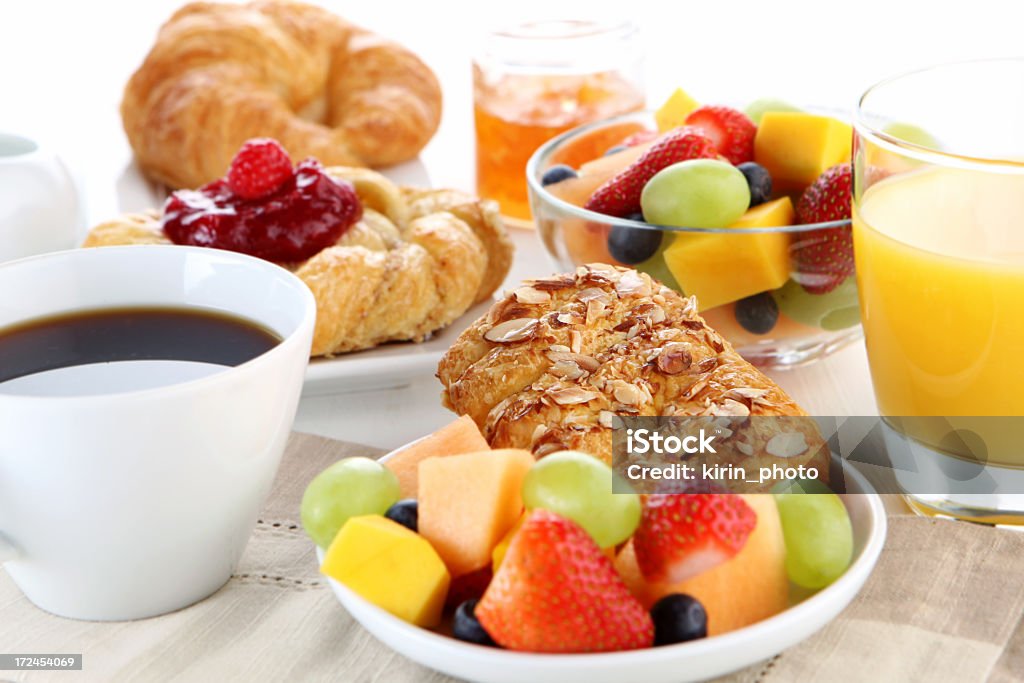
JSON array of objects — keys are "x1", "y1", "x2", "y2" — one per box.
[
  {"x1": 853, "y1": 59, "x2": 1024, "y2": 523},
  {"x1": 473, "y1": 19, "x2": 644, "y2": 224}
]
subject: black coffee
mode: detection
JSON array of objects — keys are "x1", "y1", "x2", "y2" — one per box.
[{"x1": 0, "y1": 307, "x2": 281, "y2": 384}]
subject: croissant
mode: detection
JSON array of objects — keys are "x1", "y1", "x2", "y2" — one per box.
[
  {"x1": 121, "y1": 0, "x2": 443, "y2": 189},
  {"x1": 438, "y1": 265, "x2": 829, "y2": 484},
  {"x1": 83, "y1": 167, "x2": 513, "y2": 357}
]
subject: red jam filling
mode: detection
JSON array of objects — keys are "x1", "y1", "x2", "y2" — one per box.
[{"x1": 162, "y1": 159, "x2": 362, "y2": 263}]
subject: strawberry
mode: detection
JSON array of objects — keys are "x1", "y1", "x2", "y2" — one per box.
[
  {"x1": 794, "y1": 163, "x2": 853, "y2": 294},
  {"x1": 584, "y1": 128, "x2": 717, "y2": 218},
  {"x1": 684, "y1": 105, "x2": 757, "y2": 165},
  {"x1": 476, "y1": 509, "x2": 654, "y2": 653},
  {"x1": 633, "y1": 494, "x2": 756, "y2": 584},
  {"x1": 620, "y1": 129, "x2": 658, "y2": 147},
  {"x1": 226, "y1": 138, "x2": 294, "y2": 199}
]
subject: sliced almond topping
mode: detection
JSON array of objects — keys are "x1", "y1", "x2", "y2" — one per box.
[
  {"x1": 680, "y1": 319, "x2": 705, "y2": 330},
  {"x1": 736, "y1": 442, "x2": 755, "y2": 456},
  {"x1": 615, "y1": 270, "x2": 650, "y2": 296},
  {"x1": 586, "y1": 299, "x2": 607, "y2": 326},
  {"x1": 684, "y1": 378, "x2": 709, "y2": 399},
  {"x1": 488, "y1": 297, "x2": 535, "y2": 324},
  {"x1": 612, "y1": 380, "x2": 646, "y2": 407},
  {"x1": 598, "y1": 410, "x2": 616, "y2": 428},
  {"x1": 570, "y1": 330, "x2": 583, "y2": 354},
  {"x1": 766, "y1": 432, "x2": 809, "y2": 458},
  {"x1": 549, "y1": 360, "x2": 585, "y2": 380},
  {"x1": 530, "y1": 275, "x2": 575, "y2": 291},
  {"x1": 576, "y1": 287, "x2": 609, "y2": 303},
  {"x1": 484, "y1": 317, "x2": 538, "y2": 343},
  {"x1": 710, "y1": 398, "x2": 751, "y2": 417},
  {"x1": 725, "y1": 387, "x2": 770, "y2": 401},
  {"x1": 656, "y1": 343, "x2": 693, "y2": 375},
  {"x1": 548, "y1": 344, "x2": 571, "y2": 353},
  {"x1": 530, "y1": 424, "x2": 549, "y2": 445},
  {"x1": 548, "y1": 387, "x2": 600, "y2": 405},
  {"x1": 514, "y1": 286, "x2": 551, "y2": 305},
  {"x1": 694, "y1": 357, "x2": 718, "y2": 374},
  {"x1": 547, "y1": 350, "x2": 600, "y2": 372}
]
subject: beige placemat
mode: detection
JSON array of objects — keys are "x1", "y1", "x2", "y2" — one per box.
[{"x1": 3, "y1": 433, "x2": 1024, "y2": 683}]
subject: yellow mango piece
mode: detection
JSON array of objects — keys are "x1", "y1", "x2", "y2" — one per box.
[
  {"x1": 655, "y1": 87, "x2": 701, "y2": 133},
  {"x1": 419, "y1": 449, "x2": 535, "y2": 577},
  {"x1": 321, "y1": 515, "x2": 450, "y2": 628},
  {"x1": 664, "y1": 197, "x2": 794, "y2": 311},
  {"x1": 754, "y1": 112, "x2": 853, "y2": 191}
]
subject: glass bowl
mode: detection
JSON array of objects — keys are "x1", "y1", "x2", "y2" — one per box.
[{"x1": 525, "y1": 109, "x2": 861, "y2": 368}]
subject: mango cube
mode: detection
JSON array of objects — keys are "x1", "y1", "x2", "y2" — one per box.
[
  {"x1": 321, "y1": 515, "x2": 450, "y2": 627},
  {"x1": 655, "y1": 87, "x2": 700, "y2": 133},
  {"x1": 664, "y1": 197, "x2": 794, "y2": 311},
  {"x1": 419, "y1": 449, "x2": 534, "y2": 577},
  {"x1": 754, "y1": 112, "x2": 853, "y2": 191}
]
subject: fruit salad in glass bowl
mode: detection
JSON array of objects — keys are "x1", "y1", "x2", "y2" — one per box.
[{"x1": 526, "y1": 90, "x2": 861, "y2": 367}]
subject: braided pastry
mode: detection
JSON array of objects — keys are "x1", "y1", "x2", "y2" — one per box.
[
  {"x1": 83, "y1": 167, "x2": 513, "y2": 357},
  {"x1": 121, "y1": 0, "x2": 442, "y2": 189},
  {"x1": 438, "y1": 265, "x2": 828, "y2": 482}
]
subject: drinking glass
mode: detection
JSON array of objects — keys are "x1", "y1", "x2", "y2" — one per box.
[{"x1": 853, "y1": 58, "x2": 1024, "y2": 523}]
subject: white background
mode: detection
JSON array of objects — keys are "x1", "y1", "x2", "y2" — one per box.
[
  {"x1": 2, "y1": 0, "x2": 1022, "y2": 220},
  {"x1": 0, "y1": 0, "x2": 1017, "y2": 446}
]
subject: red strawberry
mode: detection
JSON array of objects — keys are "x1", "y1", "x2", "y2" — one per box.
[
  {"x1": 226, "y1": 138, "x2": 294, "y2": 199},
  {"x1": 684, "y1": 106, "x2": 757, "y2": 165},
  {"x1": 794, "y1": 163, "x2": 853, "y2": 294},
  {"x1": 633, "y1": 494, "x2": 756, "y2": 584},
  {"x1": 620, "y1": 129, "x2": 658, "y2": 147},
  {"x1": 584, "y1": 128, "x2": 717, "y2": 218},
  {"x1": 476, "y1": 509, "x2": 654, "y2": 653}
]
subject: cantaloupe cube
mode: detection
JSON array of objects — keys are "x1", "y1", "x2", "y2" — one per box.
[
  {"x1": 754, "y1": 112, "x2": 853, "y2": 191},
  {"x1": 663, "y1": 197, "x2": 794, "y2": 311},
  {"x1": 615, "y1": 495, "x2": 789, "y2": 636},
  {"x1": 321, "y1": 515, "x2": 450, "y2": 627},
  {"x1": 384, "y1": 415, "x2": 489, "y2": 499},
  {"x1": 655, "y1": 88, "x2": 701, "y2": 133},
  {"x1": 419, "y1": 449, "x2": 535, "y2": 577}
]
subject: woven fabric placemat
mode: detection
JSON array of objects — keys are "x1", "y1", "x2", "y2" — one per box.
[{"x1": 2, "y1": 433, "x2": 1023, "y2": 682}]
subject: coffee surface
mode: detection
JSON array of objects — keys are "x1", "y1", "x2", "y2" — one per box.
[{"x1": 0, "y1": 307, "x2": 281, "y2": 384}]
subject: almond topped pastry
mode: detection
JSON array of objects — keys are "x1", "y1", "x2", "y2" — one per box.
[{"x1": 438, "y1": 264, "x2": 828, "y2": 480}]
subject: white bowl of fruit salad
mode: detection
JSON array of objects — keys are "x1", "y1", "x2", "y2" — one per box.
[
  {"x1": 526, "y1": 90, "x2": 862, "y2": 368},
  {"x1": 304, "y1": 417, "x2": 886, "y2": 683}
]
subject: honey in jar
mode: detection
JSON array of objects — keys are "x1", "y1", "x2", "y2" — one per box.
[{"x1": 473, "y1": 20, "x2": 645, "y2": 222}]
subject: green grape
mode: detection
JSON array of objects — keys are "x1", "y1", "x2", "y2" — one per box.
[
  {"x1": 521, "y1": 450, "x2": 640, "y2": 548},
  {"x1": 772, "y1": 477, "x2": 833, "y2": 495},
  {"x1": 641, "y1": 160, "x2": 750, "y2": 229},
  {"x1": 772, "y1": 277, "x2": 860, "y2": 330},
  {"x1": 301, "y1": 457, "x2": 400, "y2": 548},
  {"x1": 774, "y1": 491, "x2": 854, "y2": 589},
  {"x1": 882, "y1": 122, "x2": 940, "y2": 149},
  {"x1": 744, "y1": 98, "x2": 803, "y2": 125}
]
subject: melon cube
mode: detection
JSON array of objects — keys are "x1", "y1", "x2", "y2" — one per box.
[
  {"x1": 549, "y1": 120, "x2": 649, "y2": 169},
  {"x1": 384, "y1": 415, "x2": 489, "y2": 499},
  {"x1": 614, "y1": 495, "x2": 788, "y2": 636},
  {"x1": 655, "y1": 87, "x2": 701, "y2": 133},
  {"x1": 663, "y1": 197, "x2": 794, "y2": 311},
  {"x1": 419, "y1": 449, "x2": 535, "y2": 577},
  {"x1": 754, "y1": 112, "x2": 853, "y2": 191},
  {"x1": 321, "y1": 515, "x2": 450, "y2": 627}
]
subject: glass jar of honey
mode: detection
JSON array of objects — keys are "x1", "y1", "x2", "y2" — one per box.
[{"x1": 473, "y1": 20, "x2": 645, "y2": 223}]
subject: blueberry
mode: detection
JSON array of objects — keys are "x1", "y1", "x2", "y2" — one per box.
[
  {"x1": 624, "y1": 211, "x2": 646, "y2": 223},
  {"x1": 738, "y1": 162, "x2": 773, "y2": 207},
  {"x1": 604, "y1": 144, "x2": 628, "y2": 157},
  {"x1": 540, "y1": 164, "x2": 578, "y2": 186},
  {"x1": 735, "y1": 291, "x2": 780, "y2": 334},
  {"x1": 383, "y1": 499, "x2": 418, "y2": 532},
  {"x1": 453, "y1": 599, "x2": 497, "y2": 646},
  {"x1": 651, "y1": 594, "x2": 708, "y2": 646},
  {"x1": 607, "y1": 225, "x2": 662, "y2": 265}
]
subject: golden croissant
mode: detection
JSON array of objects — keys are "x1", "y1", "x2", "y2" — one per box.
[
  {"x1": 83, "y1": 167, "x2": 513, "y2": 357},
  {"x1": 438, "y1": 264, "x2": 828, "y2": 480},
  {"x1": 121, "y1": 0, "x2": 443, "y2": 189}
]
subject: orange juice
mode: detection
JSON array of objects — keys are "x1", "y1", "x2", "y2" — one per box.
[{"x1": 854, "y1": 167, "x2": 1024, "y2": 462}]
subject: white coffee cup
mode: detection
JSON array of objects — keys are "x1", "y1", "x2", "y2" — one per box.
[
  {"x1": 0, "y1": 245, "x2": 316, "y2": 620},
  {"x1": 0, "y1": 132, "x2": 81, "y2": 263}
]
